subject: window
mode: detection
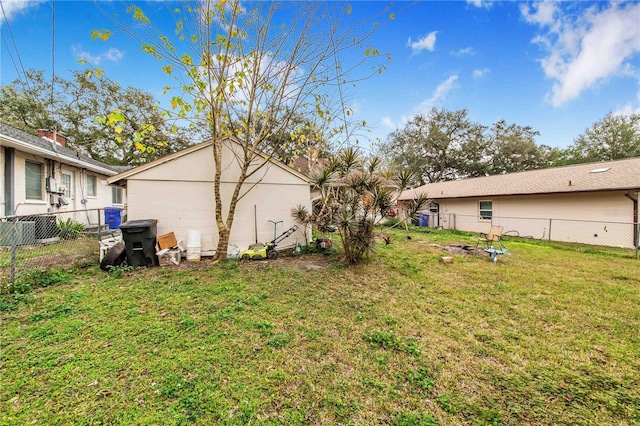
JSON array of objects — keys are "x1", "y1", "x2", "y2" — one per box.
[
  {"x1": 25, "y1": 161, "x2": 43, "y2": 200},
  {"x1": 86, "y1": 174, "x2": 97, "y2": 197},
  {"x1": 61, "y1": 173, "x2": 72, "y2": 198},
  {"x1": 479, "y1": 200, "x2": 492, "y2": 220},
  {"x1": 112, "y1": 187, "x2": 123, "y2": 205}
]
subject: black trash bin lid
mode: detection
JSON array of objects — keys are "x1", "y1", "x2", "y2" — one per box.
[{"x1": 119, "y1": 219, "x2": 157, "y2": 229}]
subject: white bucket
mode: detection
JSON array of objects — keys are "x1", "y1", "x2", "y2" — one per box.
[
  {"x1": 186, "y1": 230, "x2": 201, "y2": 262},
  {"x1": 226, "y1": 243, "x2": 240, "y2": 259}
]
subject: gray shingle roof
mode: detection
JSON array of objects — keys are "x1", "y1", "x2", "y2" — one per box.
[
  {"x1": 399, "y1": 157, "x2": 640, "y2": 200},
  {"x1": 0, "y1": 122, "x2": 125, "y2": 174}
]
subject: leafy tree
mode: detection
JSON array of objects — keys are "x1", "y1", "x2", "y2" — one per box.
[
  {"x1": 96, "y1": 1, "x2": 394, "y2": 261},
  {"x1": 487, "y1": 120, "x2": 556, "y2": 174},
  {"x1": 380, "y1": 108, "x2": 487, "y2": 183},
  {"x1": 379, "y1": 110, "x2": 560, "y2": 180},
  {"x1": 256, "y1": 109, "x2": 332, "y2": 173},
  {"x1": 0, "y1": 69, "x2": 194, "y2": 166},
  {"x1": 559, "y1": 112, "x2": 640, "y2": 164},
  {"x1": 0, "y1": 70, "x2": 57, "y2": 133}
]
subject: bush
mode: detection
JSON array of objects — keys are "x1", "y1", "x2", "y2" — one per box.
[
  {"x1": 57, "y1": 218, "x2": 85, "y2": 240},
  {"x1": 1, "y1": 268, "x2": 71, "y2": 295}
]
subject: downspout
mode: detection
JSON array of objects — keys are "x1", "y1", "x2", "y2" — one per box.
[
  {"x1": 4, "y1": 147, "x2": 15, "y2": 216},
  {"x1": 625, "y1": 191, "x2": 638, "y2": 247}
]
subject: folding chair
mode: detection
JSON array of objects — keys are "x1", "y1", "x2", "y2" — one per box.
[
  {"x1": 477, "y1": 225, "x2": 509, "y2": 263},
  {"x1": 477, "y1": 225, "x2": 504, "y2": 249}
]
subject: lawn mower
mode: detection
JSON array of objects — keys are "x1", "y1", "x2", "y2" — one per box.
[{"x1": 239, "y1": 225, "x2": 298, "y2": 260}]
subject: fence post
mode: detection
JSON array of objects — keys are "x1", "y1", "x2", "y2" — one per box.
[
  {"x1": 10, "y1": 219, "x2": 17, "y2": 284},
  {"x1": 97, "y1": 209, "x2": 102, "y2": 241},
  {"x1": 548, "y1": 219, "x2": 552, "y2": 241},
  {"x1": 636, "y1": 222, "x2": 639, "y2": 259}
]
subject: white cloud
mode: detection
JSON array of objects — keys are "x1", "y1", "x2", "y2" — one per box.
[
  {"x1": 614, "y1": 103, "x2": 640, "y2": 115},
  {"x1": 613, "y1": 89, "x2": 640, "y2": 115},
  {"x1": 381, "y1": 116, "x2": 396, "y2": 129},
  {"x1": 73, "y1": 47, "x2": 124, "y2": 65},
  {"x1": 451, "y1": 47, "x2": 475, "y2": 57},
  {"x1": 520, "y1": 1, "x2": 558, "y2": 26},
  {"x1": 416, "y1": 74, "x2": 459, "y2": 114},
  {"x1": 467, "y1": 0, "x2": 492, "y2": 9},
  {"x1": 407, "y1": 31, "x2": 438, "y2": 54},
  {"x1": 0, "y1": 0, "x2": 45, "y2": 25},
  {"x1": 472, "y1": 68, "x2": 490, "y2": 79},
  {"x1": 522, "y1": 1, "x2": 640, "y2": 107}
]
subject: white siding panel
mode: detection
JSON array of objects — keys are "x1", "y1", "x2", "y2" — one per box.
[
  {"x1": 130, "y1": 142, "x2": 306, "y2": 186},
  {"x1": 126, "y1": 178, "x2": 311, "y2": 252},
  {"x1": 436, "y1": 191, "x2": 636, "y2": 247},
  {"x1": 0, "y1": 147, "x2": 5, "y2": 213}
]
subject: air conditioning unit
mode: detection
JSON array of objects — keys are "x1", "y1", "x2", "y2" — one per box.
[{"x1": 0, "y1": 221, "x2": 36, "y2": 246}]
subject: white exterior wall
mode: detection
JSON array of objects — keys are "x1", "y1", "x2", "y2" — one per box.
[
  {"x1": 433, "y1": 191, "x2": 637, "y2": 248},
  {"x1": 124, "y1": 143, "x2": 311, "y2": 252},
  {"x1": 9, "y1": 150, "x2": 124, "y2": 223},
  {"x1": 0, "y1": 147, "x2": 5, "y2": 214}
]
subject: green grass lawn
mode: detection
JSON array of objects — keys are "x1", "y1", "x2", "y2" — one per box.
[{"x1": 1, "y1": 228, "x2": 639, "y2": 425}]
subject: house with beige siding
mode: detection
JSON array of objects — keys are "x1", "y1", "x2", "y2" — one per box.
[
  {"x1": 1, "y1": 122, "x2": 126, "y2": 220},
  {"x1": 399, "y1": 158, "x2": 640, "y2": 248},
  {"x1": 107, "y1": 138, "x2": 311, "y2": 255}
]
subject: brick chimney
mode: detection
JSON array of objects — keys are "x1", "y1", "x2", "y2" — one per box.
[{"x1": 38, "y1": 129, "x2": 66, "y2": 147}]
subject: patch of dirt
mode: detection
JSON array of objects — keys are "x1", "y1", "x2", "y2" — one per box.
[
  {"x1": 24, "y1": 253, "x2": 80, "y2": 269},
  {"x1": 161, "y1": 253, "x2": 333, "y2": 271},
  {"x1": 417, "y1": 241, "x2": 483, "y2": 256},
  {"x1": 238, "y1": 253, "x2": 333, "y2": 271}
]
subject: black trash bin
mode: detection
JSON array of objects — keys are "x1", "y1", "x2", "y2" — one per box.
[{"x1": 119, "y1": 219, "x2": 158, "y2": 267}]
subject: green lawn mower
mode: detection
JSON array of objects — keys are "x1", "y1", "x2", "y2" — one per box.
[{"x1": 239, "y1": 225, "x2": 298, "y2": 260}]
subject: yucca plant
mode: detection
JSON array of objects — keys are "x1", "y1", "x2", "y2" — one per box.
[
  {"x1": 57, "y1": 218, "x2": 85, "y2": 240},
  {"x1": 312, "y1": 148, "x2": 427, "y2": 264},
  {"x1": 290, "y1": 204, "x2": 312, "y2": 247}
]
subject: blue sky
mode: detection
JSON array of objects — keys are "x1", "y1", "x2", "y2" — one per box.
[{"x1": 1, "y1": 0, "x2": 639, "y2": 154}]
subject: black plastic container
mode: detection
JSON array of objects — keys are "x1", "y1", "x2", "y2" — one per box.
[{"x1": 119, "y1": 219, "x2": 158, "y2": 267}]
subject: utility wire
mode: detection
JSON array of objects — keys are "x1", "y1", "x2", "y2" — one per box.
[
  {"x1": 0, "y1": 25, "x2": 21, "y2": 79},
  {"x1": 51, "y1": 0, "x2": 56, "y2": 133},
  {"x1": 0, "y1": 0, "x2": 33, "y2": 92}
]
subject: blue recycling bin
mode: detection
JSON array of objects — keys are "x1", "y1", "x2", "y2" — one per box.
[
  {"x1": 104, "y1": 207, "x2": 123, "y2": 230},
  {"x1": 419, "y1": 214, "x2": 428, "y2": 227}
]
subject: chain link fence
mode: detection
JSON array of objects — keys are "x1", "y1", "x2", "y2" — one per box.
[
  {"x1": 0, "y1": 208, "x2": 125, "y2": 289},
  {"x1": 417, "y1": 212, "x2": 639, "y2": 257}
]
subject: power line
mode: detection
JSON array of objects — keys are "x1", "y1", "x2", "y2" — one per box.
[
  {"x1": 0, "y1": 0, "x2": 33, "y2": 92},
  {"x1": 50, "y1": 0, "x2": 56, "y2": 132}
]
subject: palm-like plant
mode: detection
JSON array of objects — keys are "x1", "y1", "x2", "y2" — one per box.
[{"x1": 312, "y1": 148, "x2": 426, "y2": 264}]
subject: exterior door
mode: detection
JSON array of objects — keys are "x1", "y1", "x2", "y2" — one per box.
[
  {"x1": 429, "y1": 202, "x2": 440, "y2": 227},
  {"x1": 61, "y1": 171, "x2": 76, "y2": 210}
]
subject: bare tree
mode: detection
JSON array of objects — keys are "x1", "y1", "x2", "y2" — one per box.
[{"x1": 95, "y1": 1, "x2": 394, "y2": 261}]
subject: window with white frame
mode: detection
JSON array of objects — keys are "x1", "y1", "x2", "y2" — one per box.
[
  {"x1": 479, "y1": 200, "x2": 492, "y2": 220},
  {"x1": 112, "y1": 187, "x2": 123, "y2": 205},
  {"x1": 86, "y1": 174, "x2": 97, "y2": 197},
  {"x1": 25, "y1": 161, "x2": 43, "y2": 200},
  {"x1": 61, "y1": 173, "x2": 72, "y2": 198}
]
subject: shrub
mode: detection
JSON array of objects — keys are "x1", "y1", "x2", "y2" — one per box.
[{"x1": 57, "y1": 218, "x2": 85, "y2": 240}]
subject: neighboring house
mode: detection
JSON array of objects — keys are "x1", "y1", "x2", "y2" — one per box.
[
  {"x1": 107, "y1": 138, "x2": 312, "y2": 254},
  {"x1": 0, "y1": 122, "x2": 127, "y2": 219},
  {"x1": 399, "y1": 158, "x2": 640, "y2": 248}
]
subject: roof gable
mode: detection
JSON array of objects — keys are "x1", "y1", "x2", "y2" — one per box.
[
  {"x1": 400, "y1": 157, "x2": 640, "y2": 200},
  {"x1": 107, "y1": 137, "x2": 311, "y2": 185}
]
